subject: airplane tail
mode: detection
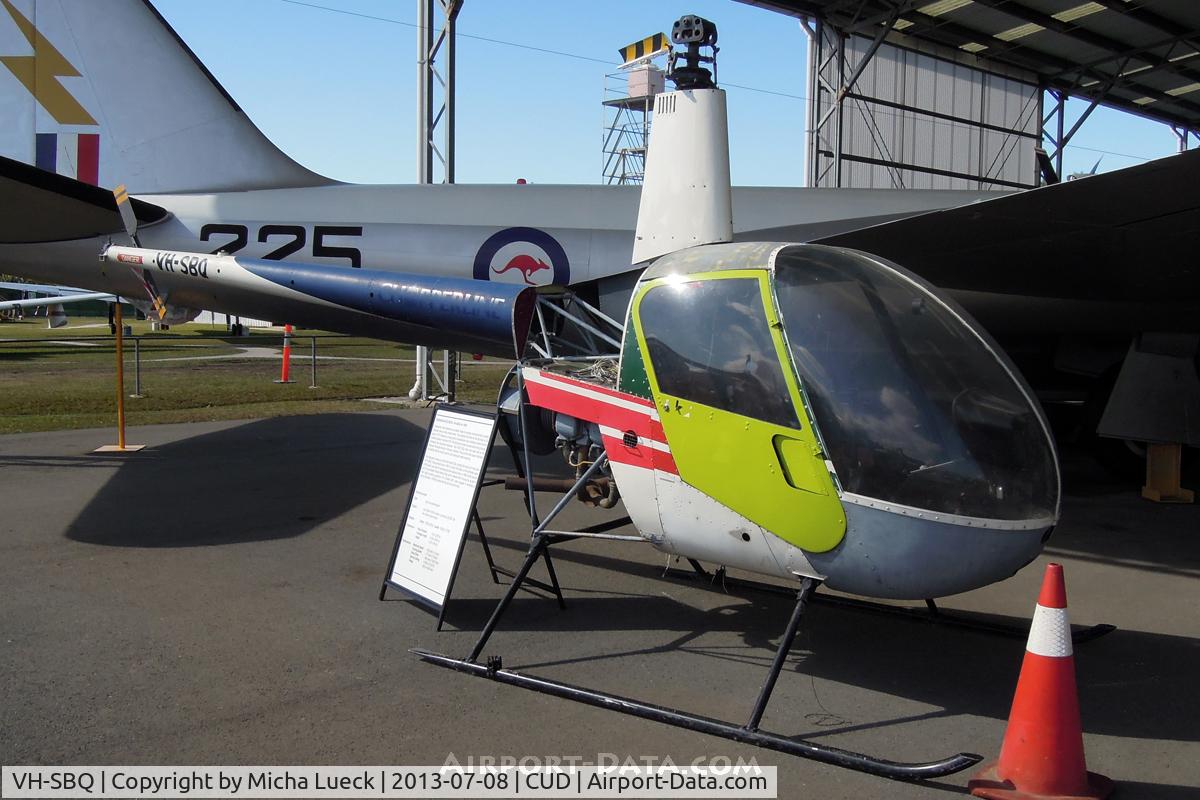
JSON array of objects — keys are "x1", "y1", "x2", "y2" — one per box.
[{"x1": 0, "y1": 0, "x2": 332, "y2": 193}]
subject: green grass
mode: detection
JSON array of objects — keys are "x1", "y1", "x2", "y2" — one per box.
[{"x1": 0, "y1": 317, "x2": 510, "y2": 434}]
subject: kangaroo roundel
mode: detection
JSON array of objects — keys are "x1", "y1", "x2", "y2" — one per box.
[{"x1": 473, "y1": 227, "x2": 570, "y2": 287}]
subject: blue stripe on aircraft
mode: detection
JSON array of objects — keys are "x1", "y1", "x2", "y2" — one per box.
[
  {"x1": 35, "y1": 134, "x2": 56, "y2": 173},
  {"x1": 239, "y1": 259, "x2": 532, "y2": 349}
]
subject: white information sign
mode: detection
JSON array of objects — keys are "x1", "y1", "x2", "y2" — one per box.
[{"x1": 385, "y1": 407, "x2": 497, "y2": 609}]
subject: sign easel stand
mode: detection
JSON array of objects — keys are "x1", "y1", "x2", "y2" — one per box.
[
  {"x1": 380, "y1": 403, "x2": 567, "y2": 631},
  {"x1": 380, "y1": 406, "x2": 499, "y2": 628},
  {"x1": 468, "y1": 502, "x2": 566, "y2": 609}
]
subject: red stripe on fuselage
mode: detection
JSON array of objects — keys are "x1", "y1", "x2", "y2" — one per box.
[
  {"x1": 601, "y1": 433, "x2": 678, "y2": 473},
  {"x1": 77, "y1": 134, "x2": 99, "y2": 186},
  {"x1": 600, "y1": 433, "x2": 654, "y2": 468},
  {"x1": 524, "y1": 371, "x2": 663, "y2": 441},
  {"x1": 523, "y1": 368, "x2": 677, "y2": 474},
  {"x1": 530, "y1": 369, "x2": 656, "y2": 407}
]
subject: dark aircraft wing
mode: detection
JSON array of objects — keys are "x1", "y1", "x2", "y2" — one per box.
[
  {"x1": 811, "y1": 149, "x2": 1200, "y2": 328},
  {"x1": 0, "y1": 155, "x2": 169, "y2": 244}
]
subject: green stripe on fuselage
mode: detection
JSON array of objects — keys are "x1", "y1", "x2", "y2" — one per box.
[{"x1": 618, "y1": 312, "x2": 653, "y2": 400}]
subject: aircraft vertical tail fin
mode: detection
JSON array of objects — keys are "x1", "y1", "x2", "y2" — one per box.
[{"x1": 0, "y1": 0, "x2": 333, "y2": 193}]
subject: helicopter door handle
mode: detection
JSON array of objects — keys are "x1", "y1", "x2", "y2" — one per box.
[{"x1": 772, "y1": 435, "x2": 828, "y2": 496}]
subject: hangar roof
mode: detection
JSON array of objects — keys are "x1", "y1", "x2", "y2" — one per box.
[{"x1": 737, "y1": 1, "x2": 1200, "y2": 133}]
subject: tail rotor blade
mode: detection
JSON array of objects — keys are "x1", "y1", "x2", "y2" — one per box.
[
  {"x1": 113, "y1": 184, "x2": 140, "y2": 246},
  {"x1": 111, "y1": 184, "x2": 166, "y2": 318}
]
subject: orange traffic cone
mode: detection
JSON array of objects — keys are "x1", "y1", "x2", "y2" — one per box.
[{"x1": 969, "y1": 563, "x2": 1113, "y2": 800}]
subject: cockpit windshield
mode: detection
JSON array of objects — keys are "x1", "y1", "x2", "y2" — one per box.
[
  {"x1": 773, "y1": 246, "x2": 1058, "y2": 521},
  {"x1": 640, "y1": 277, "x2": 799, "y2": 429}
]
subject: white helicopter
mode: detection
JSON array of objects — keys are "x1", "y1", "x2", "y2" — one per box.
[
  {"x1": 408, "y1": 15, "x2": 1068, "y2": 783},
  {"x1": 94, "y1": 14, "x2": 1074, "y2": 781}
]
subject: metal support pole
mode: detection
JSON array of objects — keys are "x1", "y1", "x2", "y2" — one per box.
[
  {"x1": 416, "y1": 0, "x2": 459, "y2": 400},
  {"x1": 467, "y1": 534, "x2": 551, "y2": 663},
  {"x1": 1055, "y1": 90, "x2": 1066, "y2": 181},
  {"x1": 1061, "y1": 98, "x2": 1099, "y2": 154},
  {"x1": 417, "y1": 0, "x2": 431, "y2": 183},
  {"x1": 839, "y1": 10, "x2": 897, "y2": 101},
  {"x1": 534, "y1": 455, "x2": 608, "y2": 538},
  {"x1": 443, "y1": 347, "x2": 456, "y2": 402},
  {"x1": 1171, "y1": 125, "x2": 1198, "y2": 153},
  {"x1": 309, "y1": 336, "x2": 318, "y2": 389},
  {"x1": 802, "y1": 17, "x2": 819, "y2": 187},
  {"x1": 114, "y1": 303, "x2": 126, "y2": 449},
  {"x1": 1035, "y1": 86, "x2": 1045, "y2": 186},
  {"x1": 746, "y1": 577, "x2": 818, "y2": 731},
  {"x1": 94, "y1": 301, "x2": 143, "y2": 452},
  {"x1": 805, "y1": 16, "x2": 847, "y2": 189},
  {"x1": 542, "y1": 547, "x2": 566, "y2": 610},
  {"x1": 444, "y1": 1, "x2": 456, "y2": 184},
  {"x1": 834, "y1": 29, "x2": 845, "y2": 187},
  {"x1": 472, "y1": 508, "x2": 502, "y2": 585},
  {"x1": 131, "y1": 336, "x2": 143, "y2": 398},
  {"x1": 410, "y1": 345, "x2": 427, "y2": 400},
  {"x1": 515, "y1": 366, "x2": 539, "y2": 526},
  {"x1": 465, "y1": 455, "x2": 608, "y2": 662}
]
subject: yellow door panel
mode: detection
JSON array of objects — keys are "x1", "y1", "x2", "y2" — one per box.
[{"x1": 634, "y1": 271, "x2": 846, "y2": 553}]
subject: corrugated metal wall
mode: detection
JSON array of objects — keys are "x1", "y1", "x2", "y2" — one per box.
[{"x1": 810, "y1": 34, "x2": 1039, "y2": 190}]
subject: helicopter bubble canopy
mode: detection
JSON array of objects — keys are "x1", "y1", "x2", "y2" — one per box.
[
  {"x1": 636, "y1": 242, "x2": 1060, "y2": 527},
  {"x1": 772, "y1": 244, "x2": 1059, "y2": 523}
]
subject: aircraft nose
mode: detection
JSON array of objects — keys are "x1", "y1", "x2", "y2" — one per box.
[{"x1": 804, "y1": 496, "x2": 1050, "y2": 600}]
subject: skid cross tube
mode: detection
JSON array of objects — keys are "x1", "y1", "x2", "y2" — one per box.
[{"x1": 413, "y1": 648, "x2": 981, "y2": 782}]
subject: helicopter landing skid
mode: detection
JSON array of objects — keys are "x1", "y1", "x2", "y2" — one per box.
[
  {"x1": 415, "y1": 574, "x2": 983, "y2": 783},
  {"x1": 677, "y1": 560, "x2": 1115, "y2": 645}
]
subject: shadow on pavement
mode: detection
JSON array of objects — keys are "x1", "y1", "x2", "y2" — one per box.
[
  {"x1": 65, "y1": 413, "x2": 422, "y2": 547},
  {"x1": 437, "y1": 536, "x2": 1199, "y2": 745},
  {"x1": 1042, "y1": 445, "x2": 1200, "y2": 579}
]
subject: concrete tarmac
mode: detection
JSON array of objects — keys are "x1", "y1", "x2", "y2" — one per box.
[{"x1": 1, "y1": 408, "x2": 1197, "y2": 798}]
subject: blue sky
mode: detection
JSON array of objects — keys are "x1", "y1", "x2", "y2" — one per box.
[{"x1": 153, "y1": 0, "x2": 1184, "y2": 186}]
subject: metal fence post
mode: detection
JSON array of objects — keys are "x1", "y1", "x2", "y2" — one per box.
[
  {"x1": 309, "y1": 336, "x2": 318, "y2": 389},
  {"x1": 131, "y1": 336, "x2": 143, "y2": 398}
]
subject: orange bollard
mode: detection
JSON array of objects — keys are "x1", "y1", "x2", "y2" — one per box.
[
  {"x1": 969, "y1": 564, "x2": 1112, "y2": 800},
  {"x1": 276, "y1": 323, "x2": 295, "y2": 384}
]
